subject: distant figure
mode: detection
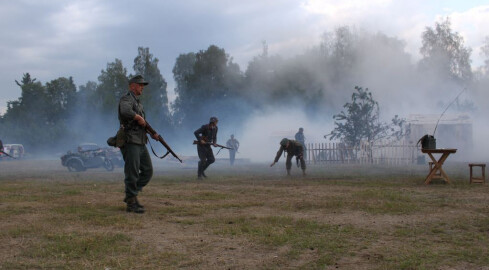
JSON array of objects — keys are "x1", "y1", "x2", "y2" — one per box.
[
  {"x1": 0, "y1": 139, "x2": 3, "y2": 160},
  {"x1": 194, "y1": 117, "x2": 219, "y2": 179},
  {"x1": 226, "y1": 134, "x2": 240, "y2": 165},
  {"x1": 295, "y1": 127, "x2": 306, "y2": 160},
  {"x1": 270, "y1": 138, "x2": 306, "y2": 176}
]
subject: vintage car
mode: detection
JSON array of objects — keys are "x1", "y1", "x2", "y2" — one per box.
[
  {"x1": 61, "y1": 143, "x2": 121, "y2": 172},
  {"x1": 0, "y1": 144, "x2": 25, "y2": 159}
]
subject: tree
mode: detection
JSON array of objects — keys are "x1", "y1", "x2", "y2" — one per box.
[
  {"x1": 419, "y1": 17, "x2": 472, "y2": 83},
  {"x1": 132, "y1": 47, "x2": 170, "y2": 130},
  {"x1": 171, "y1": 45, "x2": 243, "y2": 128},
  {"x1": 327, "y1": 86, "x2": 388, "y2": 149},
  {"x1": 95, "y1": 59, "x2": 128, "y2": 115}
]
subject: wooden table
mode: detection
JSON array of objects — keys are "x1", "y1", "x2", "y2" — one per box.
[{"x1": 421, "y1": 149, "x2": 457, "y2": 184}]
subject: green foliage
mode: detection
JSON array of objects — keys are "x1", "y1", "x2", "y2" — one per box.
[
  {"x1": 95, "y1": 58, "x2": 128, "y2": 115},
  {"x1": 172, "y1": 45, "x2": 244, "y2": 127},
  {"x1": 327, "y1": 86, "x2": 388, "y2": 147},
  {"x1": 1, "y1": 74, "x2": 77, "y2": 152},
  {"x1": 132, "y1": 47, "x2": 170, "y2": 130},
  {"x1": 420, "y1": 17, "x2": 472, "y2": 83}
]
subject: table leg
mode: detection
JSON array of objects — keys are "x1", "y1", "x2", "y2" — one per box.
[
  {"x1": 424, "y1": 153, "x2": 451, "y2": 184},
  {"x1": 424, "y1": 153, "x2": 438, "y2": 184}
]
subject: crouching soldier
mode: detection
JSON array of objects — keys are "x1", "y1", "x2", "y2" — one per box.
[{"x1": 270, "y1": 138, "x2": 306, "y2": 176}]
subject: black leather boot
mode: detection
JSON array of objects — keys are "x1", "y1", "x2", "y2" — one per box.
[{"x1": 126, "y1": 197, "x2": 144, "y2": 214}]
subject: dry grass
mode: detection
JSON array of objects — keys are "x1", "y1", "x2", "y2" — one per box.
[{"x1": 1, "y1": 159, "x2": 489, "y2": 269}]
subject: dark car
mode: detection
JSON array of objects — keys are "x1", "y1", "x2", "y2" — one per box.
[{"x1": 61, "y1": 143, "x2": 120, "y2": 172}]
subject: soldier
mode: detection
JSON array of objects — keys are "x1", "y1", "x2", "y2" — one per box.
[
  {"x1": 226, "y1": 134, "x2": 240, "y2": 165},
  {"x1": 295, "y1": 127, "x2": 306, "y2": 160},
  {"x1": 0, "y1": 139, "x2": 3, "y2": 160},
  {"x1": 194, "y1": 117, "x2": 219, "y2": 179},
  {"x1": 270, "y1": 138, "x2": 306, "y2": 176},
  {"x1": 119, "y1": 75, "x2": 159, "y2": 214}
]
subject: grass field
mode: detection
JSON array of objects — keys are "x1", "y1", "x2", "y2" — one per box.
[{"x1": 1, "y1": 159, "x2": 489, "y2": 269}]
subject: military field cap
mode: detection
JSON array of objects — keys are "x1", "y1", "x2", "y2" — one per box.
[
  {"x1": 299, "y1": 127, "x2": 304, "y2": 131},
  {"x1": 128, "y1": 75, "x2": 149, "y2": 85},
  {"x1": 209, "y1": 116, "x2": 219, "y2": 123},
  {"x1": 280, "y1": 138, "x2": 289, "y2": 146}
]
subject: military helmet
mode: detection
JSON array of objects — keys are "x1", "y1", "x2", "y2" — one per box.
[
  {"x1": 280, "y1": 138, "x2": 289, "y2": 146},
  {"x1": 299, "y1": 127, "x2": 304, "y2": 132},
  {"x1": 209, "y1": 116, "x2": 218, "y2": 124}
]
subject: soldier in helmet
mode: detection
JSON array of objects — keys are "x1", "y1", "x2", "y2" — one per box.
[
  {"x1": 270, "y1": 138, "x2": 306, "y2": 176},
  {"x1": 194, "y1": 117, "x2": 219, "y2": 179}
]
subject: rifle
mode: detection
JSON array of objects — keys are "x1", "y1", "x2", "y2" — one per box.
[
  {"x1": 0, "y1": 150, "x2": 16, "y2": 159},
  {"x1": 145, "y1": 122, "x2": 183, "y2": 163},
  {"x1": 193, "y1": 140, "x2": 232, "y2": 150}
]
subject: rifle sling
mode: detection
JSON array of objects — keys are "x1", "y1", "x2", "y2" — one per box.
[{"x1": 147, "y1": 139, "x2": 170, "y2": 159}]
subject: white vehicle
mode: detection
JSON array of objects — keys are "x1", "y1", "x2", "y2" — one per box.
[{"x1": 1, "y1": 144, "x2": 25, "y2": 159}]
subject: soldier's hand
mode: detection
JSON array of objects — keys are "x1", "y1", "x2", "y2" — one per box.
[
  {"x1": 213, "y1": 143, "x2": 217, "y2": 147},
  {"x1": 200, "y1": 140, "x2": 206, "y2": 144},
  {"x1": 134, "y1": 114, "x2": 146, "y2": 127},
  {"x1": 151, "y1": 133, "x2": 159, "y2": 140},
  {"x1": 270, "y1": 162, "x2": 275, "y2": 167}
]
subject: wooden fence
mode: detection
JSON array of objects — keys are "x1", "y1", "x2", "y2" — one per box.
[{"x1": 305, "y1": 142, "x2": 419, "y2": 165}]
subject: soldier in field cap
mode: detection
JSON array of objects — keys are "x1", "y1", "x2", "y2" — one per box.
[{"x1": 118, "y1": 74, "x2": 158, "y2": 213}]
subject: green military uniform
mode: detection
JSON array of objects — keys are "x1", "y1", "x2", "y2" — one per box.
[
  {"x1": 273, "y1": 138, "x2": 306, "y2": 176},
  {"x1": 119, "y1": 75, "x2": 153, "y2": 212}
]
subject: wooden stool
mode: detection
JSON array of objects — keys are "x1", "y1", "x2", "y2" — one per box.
[
  {"x1": 429, "y1": 162, "x2": 442, "y2": 178},
  {"x1": 469, "y1": 163, "x2": 486, "y2": 184}
]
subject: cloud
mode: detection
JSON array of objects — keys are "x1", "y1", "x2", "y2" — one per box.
[{"x1": 1, "y1": 0, "x2": 489, "y2": 113}]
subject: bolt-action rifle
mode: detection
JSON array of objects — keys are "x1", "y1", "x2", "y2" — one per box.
[
  {"x1": 192, "y1": 140, "x2": 232, "y2": 150},
  {"x1": 145, "y1": 122, "x2": 183, "y2": 163},
  {"x1": 0, "y1": 150, "x2": 16, "y2": 159}
]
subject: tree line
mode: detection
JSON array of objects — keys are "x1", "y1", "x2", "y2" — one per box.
[{"x1": 0, "y1": 18, "x2": 487, "y2": 154}]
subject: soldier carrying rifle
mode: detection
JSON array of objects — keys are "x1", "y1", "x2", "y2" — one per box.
[{"x1": 194, "y1": 117, "x2": 219, "y2": 179}]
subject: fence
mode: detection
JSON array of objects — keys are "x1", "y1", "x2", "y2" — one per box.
[{"x1": 305, "y1": 142, "x2": 419, "y2": 165}]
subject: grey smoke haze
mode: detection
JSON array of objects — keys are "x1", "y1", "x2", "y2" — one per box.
[
  {"x1": 1, "y1": 0, "x2": 489, "y2": 114},
  {"x1": 1, "y1": 1, "x2": 489, "y2": 163}
]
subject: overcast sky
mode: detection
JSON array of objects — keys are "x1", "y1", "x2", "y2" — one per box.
[{"x1": 1, "y1": 0, "x2": 489, "y2": 114}]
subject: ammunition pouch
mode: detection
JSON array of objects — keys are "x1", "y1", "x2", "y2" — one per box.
[{"x1": 107, "y1": 127, "x2": 127, "y2": 148}]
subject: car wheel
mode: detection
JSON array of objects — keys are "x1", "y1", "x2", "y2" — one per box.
[
  {"x1": 104, "y1": 159, "x2": 114, "y2": 171},
  {"x1": 67, "y1": 159, "x2": 85, "y2": 172}
]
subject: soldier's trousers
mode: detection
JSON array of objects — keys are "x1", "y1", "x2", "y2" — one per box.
[
  {"x1": 120, "y1": 143, "x2": 153, "y2": 199},
  {"x1": 286, "y1": 154, "x2": 306, "y2": 171},
  {"x1": 229, "y1": 150, "x2": 236, "y2": 165},
  {"x1": 197, "y1": 144, "x2": 215, "y2": 176}
]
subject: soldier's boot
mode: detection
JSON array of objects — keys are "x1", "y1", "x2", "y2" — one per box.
[
  {"x1": 287, "y1": 169, "x2": 291, "y2": 176},
  {"x1": 202, "y1": 171, "x2": 207, "y2": 178},
  {"x1": 197, "y1": 162, "x2": 203, "y2": 179},
  {"x1": 126, "y1": 197, "x2": 144, "y2": 214},
  {"x1": 135, "y1": 197, "x2": 144, "y2": 209},
  {"x1": 302, "y1": 169, "x2": 307, "y2": 177}
]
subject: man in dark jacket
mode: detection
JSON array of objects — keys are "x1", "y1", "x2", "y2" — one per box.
[
  {"x1": 270, "y1": 138, "x2": 306, "y2": 176},
  {"x1": 119, "y1": 75, "x2": 159, "y2": 213},
  {"x1": 194, "y1": 117, "x2": 219, "y2": 179}
]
